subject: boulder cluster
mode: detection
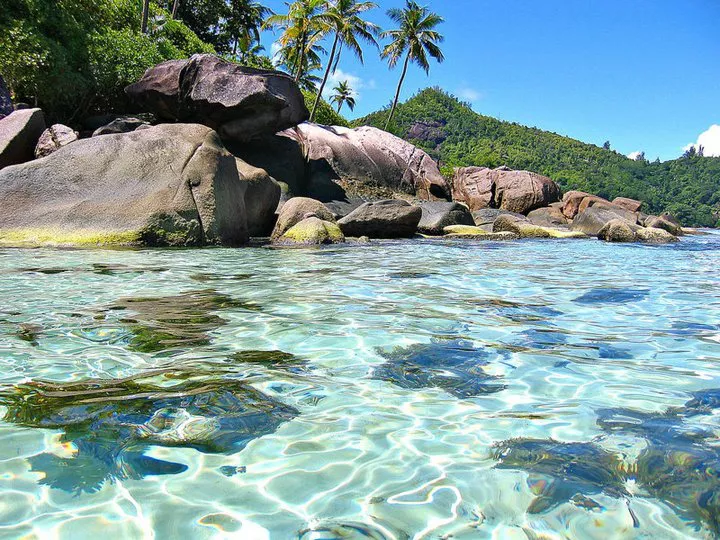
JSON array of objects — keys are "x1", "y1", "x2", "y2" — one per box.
[{"x1": 0, "y1": 55, "x2": 687, "y2": 247}]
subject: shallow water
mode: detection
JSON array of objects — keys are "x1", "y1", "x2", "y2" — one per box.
[{"x1": 0, "y1": 232, "x2": 719, "y2": 539}]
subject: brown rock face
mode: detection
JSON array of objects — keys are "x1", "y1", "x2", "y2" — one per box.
[
  {"x1": 612, "y1": 197, "x2": 642, "y2": 213},
  {"x1": 35, "y1": 124, "x2": 78, "y2": 158},
  {"x1": 577, "y1": 195, "x2": 611, "y2": 214},
  {"x1": 561, "y1": 191, "x2": 591, "y2": 219},
  {"x1": 452, "y1": 167, "x2": 561, "y2": 214},
  {"x1": 337, "y1": 200, "x2": 421, "y2": 238},
  {"x1": 291, "y1": 124, "x2": 449, "y2": 201},
  {"x1": 125, "y1": 54, "x2": 308, "y2": 141},
  {"x1": 0, "y1": 109, "x2": 46, "y2": 169}
]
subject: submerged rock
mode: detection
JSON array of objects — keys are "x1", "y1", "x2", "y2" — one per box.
[
  {"x1": 0, "y1": 369, "x2": 298, "y2": 494},
  {"x1": 126, "y1": 54, "x2": 308, "y2": 141},
  {"x1": 493, "y1": 438, "x2": 628, "y2": 514},
  {"x1": 574, "y1": 288, "x2": 649, "y2": 305},
  {"x1": 372, "y1": 338, "x2": 506, "y2": 398},
  {"x1": 0, "y1": 108, "x2": 46, "y2": 169}
]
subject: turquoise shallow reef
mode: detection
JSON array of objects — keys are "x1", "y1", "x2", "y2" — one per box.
[{"x1": 0, "y1": 232, "x2": 719, "y2": 539}]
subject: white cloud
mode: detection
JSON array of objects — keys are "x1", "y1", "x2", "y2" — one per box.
[
  {"x1": 457, "y1": 87, "x2": 482, "y2": 102},
  {"x1": 627, "y1": 151, "x2": 643, "y2": 160},
  {"x1": 270, "y1": 41, "x2": 282, "y2": 60},
  {"x1": 324, "y1": 69, "x2": 364, "y2": 100},
  {"x1": 684, "y1": 124, "x2": 720, "y2": 157}
]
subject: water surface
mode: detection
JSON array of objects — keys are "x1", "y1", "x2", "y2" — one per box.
[{"x1": 0, "y1": 232, "x2": 719, "y2": 539}]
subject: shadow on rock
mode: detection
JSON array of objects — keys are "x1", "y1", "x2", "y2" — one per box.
[
  {"x1": 372, "y1": 338, "x2": 507, "y2": 398},
  {"x1": 0, "y1": 368, "x2": 298, "y2": 495}
]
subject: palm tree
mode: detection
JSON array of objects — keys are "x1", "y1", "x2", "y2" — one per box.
[
  {"x1": 228, "y1": 1, "x2": 273, "y2": 59},
  {"x1": 380, "y1": 0, "x2": 444, "y2": 130},
  {"x1": 277, "y1": 42, "x2": 325, "y2": 90},
  {"x1": 308, "y1": 0, "x2": 379, "y2": 122},
  {"x1": 141, "y1": 0, "x2": 151, "y2": 33},
  {"x1": 330, "y1": 80, "x2": 355, "y2": 113},
  {"x1": 264, "y1": 0, "x2": 332, "y2": 83}
]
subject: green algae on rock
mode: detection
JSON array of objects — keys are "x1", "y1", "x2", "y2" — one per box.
[
  {"x1": 0, "y1": 368, "x2": 299, "y2": 494},
  {"x1": 277, "y1": 217, "x2": 345, "y2": 245}
]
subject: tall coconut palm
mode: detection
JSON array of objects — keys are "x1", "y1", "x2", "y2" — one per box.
[
  {"x1": 308, "y1": 0, "x2": 379, "y2": 122},
  {"x1": 228, "y1": 1, "x2": 273, "y2": 58},
  {"x1": 141, "y1": 0, "x2": 151, "y2": 33},
  {"x1": 330, "y1": 80, "x2": 355, "y2": 113},
  {"x1": 381, "y1": 0, "x2": 444, "y2": 130},
  {"x1": 264, "y1": 0, "x2": 332, "y2": 82}
]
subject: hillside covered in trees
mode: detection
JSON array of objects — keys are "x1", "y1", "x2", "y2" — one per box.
[{"x1": 356, "y1": 88, "x2": 720, "y2": 227}]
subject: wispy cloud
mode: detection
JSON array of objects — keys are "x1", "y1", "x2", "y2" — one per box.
[
  {"x1": 324, "y1": 69, "x2": 364, "y2": 100},
  {"x1": 627, "y1": 151, "x2": 643, "y2": 160},
  {"x1": 684, "y1": 124, "x2": 720, "y2": 156},
  {"x1": 457, "y1": 87, "x2": 482, "y2": 103}
]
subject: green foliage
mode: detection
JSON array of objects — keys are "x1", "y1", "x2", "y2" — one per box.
[
  {"x1": 302, "y1": 90, "x2": 349, "y2": 127},
  {"x1": 0, "y1": 0, "x2": 215, "y2": 122},
  {"x1": 356, "y1": 88, "x2": 720, "y2": 227}
]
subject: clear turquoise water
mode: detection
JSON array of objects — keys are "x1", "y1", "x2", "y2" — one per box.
[{"x1": 0, "y1": 233, "x2": 719, "y2": 539}]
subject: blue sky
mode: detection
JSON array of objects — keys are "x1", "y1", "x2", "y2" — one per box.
[{"x1": 260, "y1": 0, "x2": 719, "y2": 161}]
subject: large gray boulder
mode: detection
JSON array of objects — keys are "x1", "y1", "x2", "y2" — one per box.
[
  {"x1": 236, "y1": 159, "x2": 281, "y2": 237},
  {"x1": 472, "y1": 208, "x2": 525, "y2": 231},
  {"x1": 271, "y1": 197, "x2": 335, "y2": 240},
  {"x1": 645, "y1": 215, "x2": 682, "y2": 236},
  {"x1": 0, "y1": 75, "x2": 12, "y2": 118},
  {"x1": 527, "y1": 206, "x2": 568, "y2": 228},
  {"x1": 598, "y1": 219, "x2": 640, "y2": 242},
  {"x1": 418, "y1": 202, "x2": 474, "y2": 235},
  {"x1": 337, "y1": 200, "x2": 421, "y2": 238},
  {"x1": 125, "y1": 54, "x2": 308, "y2": 141},
  {"x1": 0, "y1": 124, "x2": 278, "y2": 246},
  {"x1": 289, "y1": 124, "x2": 450, "y2": 201},
  {"x1": 452, "y1": 166, "x2": 561, "y2": 214},
  {"x1": 35, "y1": 124, "x2": 78, "y2": 158},
  {"x1": 0, "y1": 109, "x2": 46, "y2": 169},
  {"x1": 570, "y1": 206, "x2": 637, "y2": 236}
]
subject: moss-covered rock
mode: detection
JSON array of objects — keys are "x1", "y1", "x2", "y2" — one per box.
[
  {"x1": 277, "y1": 217, "x2": 345, "y2": 245},
  {"x1": 272, "y1": 197, "x2": 336, "y2": 240}
]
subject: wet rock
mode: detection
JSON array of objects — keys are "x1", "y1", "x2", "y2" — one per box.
[
  {"x1": 34, "y1": 124, "x2": 78, "y2": 158},
  {"x1": 0, "y1": 369, "x2": 298, "y2": 494},
  {"x1": 612, "y1": 197, "x2": 642, "y2": 213},
  {"x1": 636, "y1": 226, "x2": 679, "y2": 244},
  {"x1": 526, "y1": 206, "x2": 568, "y2": 228},
  {"x1": 493, "y1": 438, "x2": 628, "y2": 514},
  {"x1": 0, "y1": 124, "x2": 277, "y2": 246},
  {"x1": 125, "y1": 54, "x2": 308, "y2": 141},
  {"x1": 453, "y1": 166, "x2": 561, "y2": 214},
  {"x1": 290, "y1": 123, "x2": 449, "y2": 201},
  {"x1": 92, "y1": 117, "x2": 149, "y2": 137},
  {"x1": 229, "y1": 350, "x2": 307, "y2": 373},
  {"x1": 272, "y1": 197, "x2": 335, "y2": 240},
  {"x1": 0, "y1": 74, "x2": 12, "y2": 118},
  {"x1": 645, "y1": 215, "x2": 682, "y2": 236},
  {"x1": 0, "y1": 108, "x2": 46, "y2": 169},
  {"x1": 337, "y1": 200, "x2": 421, "y2": 238},
  {"x1": 372, "y1": 338, "x2": 506, "y2": 398},
  {"x1": 417, "y1": 201, "x2": 474, "y2": 235},
  {"x1": 277, "y1": 216, "x2": 345, "y2": 245},
  {"x1": 597, "y1": 219, "x2": 640, "y2": 242}
]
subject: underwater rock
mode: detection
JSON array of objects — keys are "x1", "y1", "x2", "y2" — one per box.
[
  {"x1": 0, "y1": 369, "x2": 299, "y2": 494},
  {"x1": 573, "y1": 288, "x2": 649, "y2": 305},
  {"x1": 493, "y1": 438, "x2": 628, "y2": 514},
  {"x1": 372, "y1": 338, "x2": 506, "y2": 398},
  {"x1": 229, "y1": 350, "x2": 307, "y2": 373},
  {"x1": 110, "y1": 289, "x2": 258, "y2": 353}
]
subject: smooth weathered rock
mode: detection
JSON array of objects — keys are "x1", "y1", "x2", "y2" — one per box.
[
  {"x1": 290, "y1": 123, "x2": 449, "y2": 201},
  {"x1": 636, "y1": 227, "x2": 679, "y2": 243},
  {"x1": 570, "y1": 206, "x2": 636, "y2": 236},
  {"x1": 126, "y1": 54, "x2": 308, "y2": 141},
  {"x1": 584, "y1": 200, "x2": 639, "y2": 224},
  {"x1": 277, "y1": 216, "x2": 344, "y2": 245},
  {"x1": 527, "y1": 206, "x2": 568, "y2": 228},
  {"x1": 494, "y1": 214, "x2": 585, "y2": 238},
  {"x1": 337, "y1": 200, "x2": 421, "y2": 238},
  {"x1": 418, "y1": 202, "x2": 474, "y2": 235},
  {"x1": 34, "y1": 124, "x2": 77, "y2": 158},
  {"x1": 645, "y1": 215, "x2": 682, "y2": 236},
  {"x1": 577, "y1": 195, "x2": 611, "y2": 214},
  {"x1": 92, "y1": 117, "x2": 149, "y2": 137},
  {"x1": 598, "y1": 219, "x2": 640, "y2": 242},
  {"x1": 612, "y1": 197, "x2": 642, "y2": 213},
  {"x1": 660, "y1": 213, "x2": 682, "y2": 227},
  {"x1": 453, "y1": 166, "x2": 561, "y2": 214},
  {"x1": 0, "y1": 75, "x2": 12, "y2": 118},
  {"x1": 0, "y1": 109, "x2": 46, "y2": 169},
  {"x1": 236, "y1": 159, "x2": 281, "y2": 237},
  {"x1": 0, "y1": 124, "x2": 271, "y2": 246},
  {"x1": 271, "y1": 197, "x2": 335, "y2": 240},
  {"x1": 471, "y1": 208, "x2": 525, "y2": 231},
  {"x1": 561, "y1": 190, "x2": 592, "y2": 219}
]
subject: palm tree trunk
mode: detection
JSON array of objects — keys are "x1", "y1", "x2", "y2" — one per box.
[
  {"x1": 337, "y1": 100, "x2": 343, "y2": 113},
  {"x1": 385, "y1": 53, "x2": 411, "y2": 131},
  {"x1": 141, "y1": 0, "x2": 150, "y2": 33},
  {"x1": 295, "y1": 33, "x2": 306, "y2": 82},
  {"x1": 171, "y1": 0, "x2": 179, "y2": 18},
  {"x1": 310, "y1": 33, "x2": 340, "y2": 123}
]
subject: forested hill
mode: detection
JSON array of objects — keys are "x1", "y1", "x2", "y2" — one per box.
[{"x1": 355, "y1": 88, "x2": 720, "y2": 227}]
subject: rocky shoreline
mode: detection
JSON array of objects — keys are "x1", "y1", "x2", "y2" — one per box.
[{"x1": 0, "y1": 55, "x2": 694, "y2": 248}]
